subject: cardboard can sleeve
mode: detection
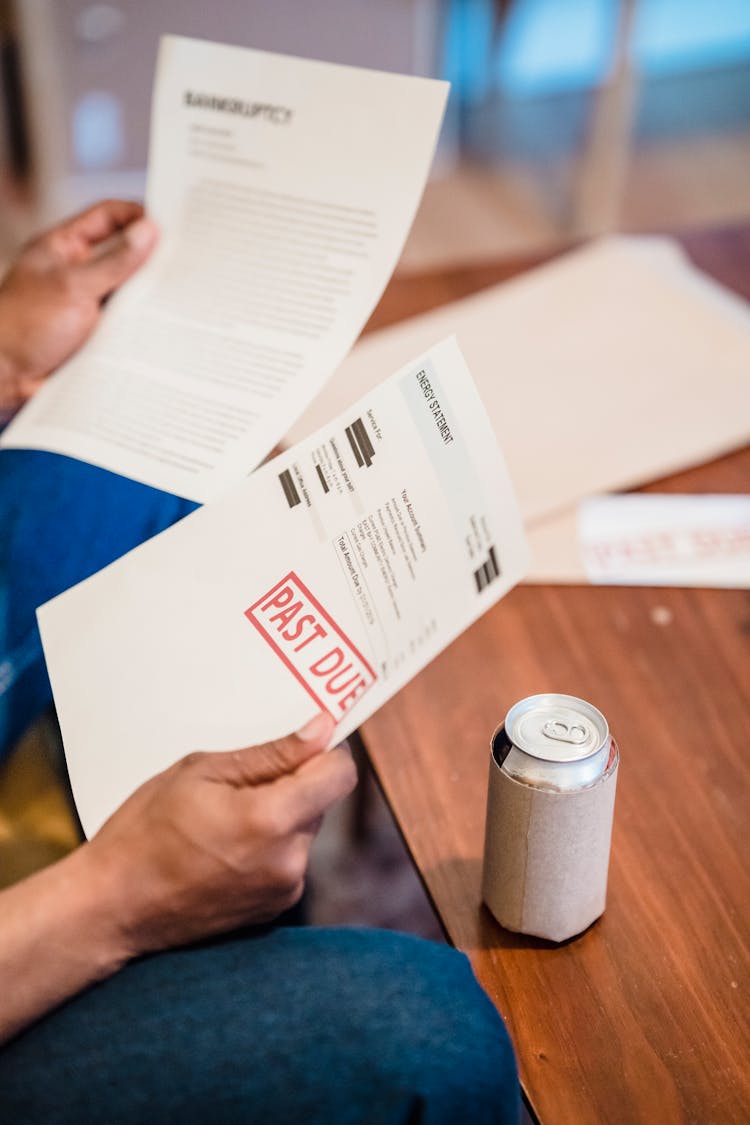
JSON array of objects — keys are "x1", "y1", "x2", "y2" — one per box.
[{"x1": 482, "y1": 738, "x2": 619, "y2": 943}]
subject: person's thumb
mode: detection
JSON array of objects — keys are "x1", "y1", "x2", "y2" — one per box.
[
  {"x1": 202, "y1": 713, "x2": 335, "y2": 788},
  {"x1": 78, "y1": 217, "x2": 158, "y2": 299}
]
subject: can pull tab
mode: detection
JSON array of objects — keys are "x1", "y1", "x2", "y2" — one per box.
[{"x1": 542, "y1": 719, "x2": 588, "y2": 745}]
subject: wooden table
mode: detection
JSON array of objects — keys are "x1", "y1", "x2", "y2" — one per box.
[{"x1": 357, "y1": 228, "x2": 750, "y2": 1124}]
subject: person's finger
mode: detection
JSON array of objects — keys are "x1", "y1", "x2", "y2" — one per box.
[
  {"x1": 299, "y1": 814, "x2": 325, "y2": 838},
  {"x1": 200, "y1": 712, "x2": 335, "y2": 788},
  {"x1": 54, "y1": 199, "x2": 145, "y2": 247},
  {"x1": 76, "y1": 217, "x2": 159, "y2": 299},
  {"x1": 269, "y1": 744, "x2": 357, "y2": 829}
]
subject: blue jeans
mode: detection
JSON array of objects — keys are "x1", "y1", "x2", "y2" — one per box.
[
  {"x1": 0, "y1": 449, "x2": 198, "y2": 760},
  {"x1": 0, "y1": 926, "x2": 520, "y2": 1123}
]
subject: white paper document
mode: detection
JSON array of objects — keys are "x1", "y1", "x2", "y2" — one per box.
[
  {"x1": 1, "y1": 36, "x2": 448, "y2": 501},
  {"x1": 577, "y1": 494, "x2": 750, "y2": 588},
  {"x1": 288, "y1": 237, "x2": 750, "y2": 524},
  {"x1": 38, "y1": 339, "x2": 529, "y2": 836}
]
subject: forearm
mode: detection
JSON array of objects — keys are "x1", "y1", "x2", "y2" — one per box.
[
  {"x1": 0, "y1": 845, "x2": 130, "y2": 1045},
  {"x1": 0, "y1": 717, "x2": 346, "y2": 1046}
]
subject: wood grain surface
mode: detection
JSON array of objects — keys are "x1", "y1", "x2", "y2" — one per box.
[{"x1": 358, "y1": 228, "x2": 750, "y2": 1124}]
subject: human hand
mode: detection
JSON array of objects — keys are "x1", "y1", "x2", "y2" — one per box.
[
  {"x1": 0, "y1": 199, "x2": 158, "y2": 415},
  {"x1": 83, "y1": 713, "x2": 355, "y2": 959}
]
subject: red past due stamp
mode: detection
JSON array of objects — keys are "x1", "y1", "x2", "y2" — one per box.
[{"x1": 245, "y1": 571, "x2": 377, "y2": 720}]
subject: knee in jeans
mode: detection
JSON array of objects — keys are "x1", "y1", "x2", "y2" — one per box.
[{"x1": 331, "y1": 932, "x2": 520, "y2": 1122}]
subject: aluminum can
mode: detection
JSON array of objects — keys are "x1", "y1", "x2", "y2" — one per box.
[
  {"x1": 494, "y1": 693, "x2": 616, "y2": 793},
  {"x1": 482, "y1": 692, "x2": 620, "y2": 941}
]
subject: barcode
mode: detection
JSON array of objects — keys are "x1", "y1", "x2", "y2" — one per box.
[
  {"x1": 279, "y1": 468, "x2": 301, "y2": 509},
  {"x1": 474, "y1": 545, "x2": 500, "y2": 592},
  {"x1": 345, "y1": 417, "x2": 375, "y2": 468}
]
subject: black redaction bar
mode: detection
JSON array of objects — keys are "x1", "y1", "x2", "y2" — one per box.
[
  {"x1": 345, "y1": 417, "x2": 375, "y2": 468},
  {"x1": 278, "y1": 467, "x2": 301, "y2": 508},
  {"x1": 315, "y1": 463, "x2": 330, "y2": 494}
]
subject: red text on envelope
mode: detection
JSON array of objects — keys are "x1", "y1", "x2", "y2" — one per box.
[{"x1": 245, "y1": 571, "x2": 377, "y2": 719}]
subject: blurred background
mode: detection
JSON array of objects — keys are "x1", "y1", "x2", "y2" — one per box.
[
  {"x1": 1, "y1": 0, "x2": 748, "y2": 930},
  {"x1": 1, "y1": 0, "x2": 749, "y2": 268}
]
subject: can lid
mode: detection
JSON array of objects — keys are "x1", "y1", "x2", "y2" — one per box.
[{"x1": 504, "y1": 694, "x2": 609, "y2": 763}]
